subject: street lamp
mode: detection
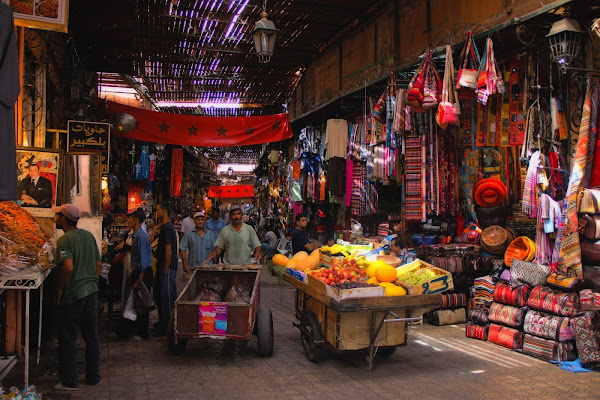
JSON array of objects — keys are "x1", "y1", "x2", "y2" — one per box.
[
  {"x1": 252, "y1": 2, "x2": 278, "y2": 63},
  {"x1": 547, "y1": 17, "x2": 584, "y2": 73}
]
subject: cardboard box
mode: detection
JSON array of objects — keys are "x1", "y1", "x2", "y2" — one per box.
[{"x1": 394, "y1": 259, "x2": 454, "y2": 295}]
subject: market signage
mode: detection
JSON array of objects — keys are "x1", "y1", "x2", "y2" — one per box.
[
  {"x1": 67, "y1": 120, "x2": 111, "y2": 174},
  {"x1": 105, "y1": 100, "x2": 293, "y2": 147},
  {"x1": 3, "y1": 0, "x2": 69, "y2": 33}
]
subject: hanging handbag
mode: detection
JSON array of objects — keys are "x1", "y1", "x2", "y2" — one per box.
[
  {"x1": 436, "y1": 45, "x2": 461, "y2": 129},
  {"x1": 422, "y1": 54, "x2": 443, "y2": 111},
  {"x1": 456, "y1": 32, "x2": 480, "y2": 90},
  {"x1": 579, "y1": 214, "x2": 600, "y2": 240},
  {"x1": 372, "y1": 90, "x2": 387, "y2": 123},
  {"x1": 406, "y1": 60, "x2": 426, "y2": 108}
]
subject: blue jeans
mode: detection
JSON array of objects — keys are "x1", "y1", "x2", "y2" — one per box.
[
  {"x1": 157, "y1": 268, "x2": 177, "y2": 336},
  {"x1": 57, "y1": 292, "x2": 101, "y2": 388},
  {"x1": 261, "y1": 243, "x2": 275, "y2": 251}
]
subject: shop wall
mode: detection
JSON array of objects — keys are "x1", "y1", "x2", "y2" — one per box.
[{"x1": 289, "y1": 0, "x2": 566, "y2": 119}]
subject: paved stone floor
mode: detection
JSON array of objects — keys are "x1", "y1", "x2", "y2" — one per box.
[{"x1": 4, "y1": 271, "x2": 600, "y2": 399}]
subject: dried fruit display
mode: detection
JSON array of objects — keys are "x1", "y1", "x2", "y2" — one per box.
[{"x1": 0, "y1": 201, "x2": 51, "y2": 273}]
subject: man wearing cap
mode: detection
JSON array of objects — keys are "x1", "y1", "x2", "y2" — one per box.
[
  {"x1": 207, "y1": 205, "x2": 262, "y2": 265},
  {"x1": 180, "y1": 210, "x2": 215, "y2": 277},
  {"x1": 118, "y1": 209, "x2": 153, "y2": 340},
  {"x1": 52, "y1": 204, "x2": 101, "y2": 390}
]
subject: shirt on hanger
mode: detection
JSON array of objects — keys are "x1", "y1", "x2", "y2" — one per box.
[{"x1": 325, "y1": 119, "x2": 349, "y2": 159}]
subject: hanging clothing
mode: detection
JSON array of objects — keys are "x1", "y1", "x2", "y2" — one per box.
[
  {"x1": 325, "y1": 119, "x2": 349, "y2": 159},
  {"x1": 327, "y1": 157, "x2": 346, "y2": 196},
  {"x1": 140, "y1": 145, "x2": 150, "y2": 180},
  {"x1": 0, "y1": 5, "x2": 20, "y2": 200},
  {"x1": 134, "y1": 163, "x2": 142, "y2": 180},
  {"x1": 149, "y1": 154, "x2": 157, "y2": 181}
]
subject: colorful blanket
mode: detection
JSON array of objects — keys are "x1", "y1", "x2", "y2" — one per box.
[
  {"x1": 469, "y1": 308, "x2": 490, "y2": 325},
  {"x1": 523, "y1": 310, "x2": 574, "y2": 342},
  {"x1": 440, "y1": 293, "x2": 467, "y2": 309},
  {"x1": 488, "y1": 303, "x2": 528, "y2": 329},
  {"x1": 522, "y1": 334, "x2": 578, "y2": 362},
  {"x1": 493, "y1": 282, "x2": 530, "y2": 307},
  {"x1": 429, "y1": 256, "x2": 465, "y2": 274},
  {"x1": 571, "y1": 312, "x2": 600, "y2": 370},
  {"x1": 580, "y1": 289, "x2": 600, "y2": 311},
  {"x1": 465, "y1": 324, "x2": 488, "y2": 341},
  {"x1": 474, "y1": 276, "x2": 496, "y2": 308},
  {"x1": 527, "y1": 286, "x2": 580, "y2": 317},
  {"x1": 488, "y1": 323, "x2": 524, "y2": 349}
]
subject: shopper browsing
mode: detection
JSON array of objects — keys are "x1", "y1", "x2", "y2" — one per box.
[
  {"x1": 52, "y1": 204, "x2": 102, "y2": 390},
  {"x1": 291, "y1": 213, "x2": 320, "y2": 255},
  {"x1": 205, "y1": 207, "x2": 226, "y2": 237},
  {"x1": 155, "y1": 202, "x2": 178, "y2": 337},
  {"x1": 206, "y1": 205, "x2": 261, "y2": 265}
]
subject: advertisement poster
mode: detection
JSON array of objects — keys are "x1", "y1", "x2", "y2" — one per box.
[{"x1": 2, "y1": 0, "x2": 69, "y2": 33}]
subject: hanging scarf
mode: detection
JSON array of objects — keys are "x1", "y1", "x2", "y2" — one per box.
[
  {"x1": 556, "y1": 84, "x2": 597, "y2": 277},
  {"x1": 522, "y1": 151, "x2": 541, "y2": 218}
]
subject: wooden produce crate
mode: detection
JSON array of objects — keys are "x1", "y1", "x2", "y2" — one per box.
[
  {"x1": 394, "y1": 259, "x2": 453, "y2": 295},
  {"x1": 306, "y1": 274, "x2": 384, "y2": 300},
  {"x1": 305, "y1": 298, "x2": 407, "y2": 350}
]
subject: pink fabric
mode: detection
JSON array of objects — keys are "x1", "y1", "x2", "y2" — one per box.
[{"x1": 345, "y1": 157, "x2": 353, "y2": 207}]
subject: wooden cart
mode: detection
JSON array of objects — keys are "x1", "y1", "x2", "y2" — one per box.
[
  {"x1": 168, "y1": 266, "x2": 273, "y2": 357},
  {"x1": 284, "y1": 274, "x2": 440, "y2": 371}
]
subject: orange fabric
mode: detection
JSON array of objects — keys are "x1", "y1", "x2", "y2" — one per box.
[{"x1": 319, "y1": 171, "x2": 326, "y2": 201}]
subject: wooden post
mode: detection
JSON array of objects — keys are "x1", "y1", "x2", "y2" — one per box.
[
  {"x1": 16, "y1": 26, "x2": 24, "y2": 146},
  {"x1": 4, "y1": 291, "x2": 22, "y2": 357},
  {"x1": 34, "y1": 65, "x2": 47, "y2": 148}
]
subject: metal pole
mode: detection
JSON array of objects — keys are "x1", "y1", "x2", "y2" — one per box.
[
  {"x1": 24, "y1": 290, "x2": 29, "y2": 387},
  {"x1": 37, "y1": 284, "x2": 43, "y2": 365}
]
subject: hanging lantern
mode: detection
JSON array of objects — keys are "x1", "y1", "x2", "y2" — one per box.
[
  {"x1": 228, "y1": 167, "x2": 233, "y2": 176},
  {"x1": 546, "y1": 17, "x2": 584, "y2": 73},
  {"x1": 251, "y1": 10, "x2": 278, "y2": 63}
]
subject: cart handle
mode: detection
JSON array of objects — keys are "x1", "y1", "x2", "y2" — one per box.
[{"x1": 383, "y1": 316, "x2": 423, "y2": 324}]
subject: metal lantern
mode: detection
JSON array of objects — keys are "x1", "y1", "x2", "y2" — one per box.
[
  {"x1": 546, "y1": 17, "x2": 584, "y2": 73},
  {"x1": 228, "y1": 167, "x2": 233, "y2": 176},
  {"x1": 251, "y1": 11, "x2": 278, "y2": 63}
]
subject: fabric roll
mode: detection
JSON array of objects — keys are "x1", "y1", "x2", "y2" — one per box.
[
  {"x1": 522, "y1": 334, "x2": 577, "y2": 362},
  {"x1": 426, "y1": 308, "x2": 467, "y2": 326},
  {"x1": 527, "y1": 286, "x2": 580, "y2": 317},
  {"x1": 488, "y1": 302, "x2": 528, "y2": 329},
  {"x1": 493, "y1": 282, "x2": 530, "y2": 307},
  {"x1": 473, "y1": 276, "x2": 496, "y2": 308},
  {"x1": 571, "y1": 312, "x2": 600, "y2": 369},
  {"x1": 580, "y1": 289, "x2": 600, "y2": 311},
  {"x1": 440, "y1": 293, "x2": 467, "y2": 309},
  {"x1": 488, "y1": 323, "x2": 524, "y2": 349},
  {"x1": 465, "y1": 323, "x2": 488, "y2": 341},
  {"x1": 523, "y1": 310, "x2": 574, "y2": 342},
  {"x1": 429, "y1": 256, "x2": 464, "y2": 274},
  {"x1": 469, "y1": 308, "x2": 490, "y2": 325}
]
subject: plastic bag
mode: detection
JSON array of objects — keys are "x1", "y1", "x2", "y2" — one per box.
[
  {"x1": 203, "y1": 278, "x2": 226, "y2": 297},
  {"x1": 133, "y1": 283, "x2": 155, "y2": 315},
  {"x1": 193, "y1": 289, "x2": 222, "y2": 302},
  {"x1": 350, "y1": 219, "x2": 363, "y2": 241},
  {"x1": 224, "y1": 284, "x2": 251, "y2": 303},
  {"x1": 123, "y1": 292, "x2": 137, "y2": 321}
]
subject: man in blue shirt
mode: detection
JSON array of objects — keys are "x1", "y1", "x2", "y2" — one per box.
[
  {"x1": 180, "y1": 211, "x2": 215, "y2": 280},
  {"x1": 205, "y1": 207, "x2": 226, "y2": 237}
]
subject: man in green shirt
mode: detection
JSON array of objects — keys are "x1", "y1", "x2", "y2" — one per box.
[
  {"x1": 52, "y1": 204, "x2": 102, "y2": 390},
  {"x1": 207, "y1": 205, "x2": 261, "y2": 265}
]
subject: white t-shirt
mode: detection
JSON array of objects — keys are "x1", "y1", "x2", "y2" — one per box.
[
  {"x1": 325, "y1": 119, "x2": 349, "y2": 159},
  {"x1": 265, "y1": 231, "x2": 277, "y2": 248},
  {"x1": 181, "y1": 216, "x2": 195, "y2": 234}
]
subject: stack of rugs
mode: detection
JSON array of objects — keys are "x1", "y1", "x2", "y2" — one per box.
[
  {"x1": 465, "y1": 280, "x2": 583, "y2": 364},
  {"x1": 426, "y1": 293, "x2": 467, "y2": 326},
  {"x1": 472, "y1": 275, "x2": 496, "y2": 308},
  {"x1": 572, "y1": 289, "x2": 600, "y2": 369}
]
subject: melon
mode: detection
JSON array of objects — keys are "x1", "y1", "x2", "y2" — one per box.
[
  {"x1": 272, "y1": 254, "x2": 290, "y2": 267},
  {"x1": 367, "y1": 260, "x2": 387, "y2": 278},
  {"x1": 292, "y1": 251, "x2": 309, "y2": 261},
  {"x1": 375, "y1": 264, "x2": 398, "y2": 282},
  {"x1": 367, "y1": 277, "x2": 379, "y2": 285},
  {"x1": 384, "y1": 284, "x2": 407, "y2": 296},
  {"x1": 287, "y1": 258, "x2": 301, "y2": 270},
  {"x1": 304, "y1": 250, "x2": 321, "y2": 270}
]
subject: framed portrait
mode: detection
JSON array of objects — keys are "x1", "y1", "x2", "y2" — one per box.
[{"x1": 16, "y1": 147, "x2": 62, "y2": 218}]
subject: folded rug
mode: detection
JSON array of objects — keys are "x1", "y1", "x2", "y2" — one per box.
[
  {"x1": 522, "y1": 334, "x2": 577, "y2": 362},
  {"x1": 571, "y1": 312, "x2": 600, "y2": 370},
  {"x1": 493, "y1": 282, "x2": 530, "y2": 307},
  {"x1": 440, "y1": 293, "x2": 467, "y2": 309},
  {"x1": 488, "y1": 323, "x2": 524, "y2": 349},
  {"x1": 465, "y1": 323, "x2": 488, "y2": 341},
  {"x1": 528, "y1": 286, "x2": 580, "y2": 317},
  {"x1": 469, "y1": 308, "x2": 490, "y2": 325},
  {"x1": 426, "y1": 308, "x2": 467, "y2": 326},
  {"x1": 523, "y1": 310, "x2": 574, "y2": 342},
  {"x1": 488, "y1": 302, "x2": 528, "y2": 329}
]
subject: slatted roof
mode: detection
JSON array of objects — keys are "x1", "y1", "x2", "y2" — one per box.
[{"x1": 72, "y1": 0, "x2": 384, "y2": 114}]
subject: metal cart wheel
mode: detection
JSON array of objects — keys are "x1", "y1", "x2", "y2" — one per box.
[
  {"x1": 378, "y1": 346, "x2": 397, "y2": 356},
  {"x1": 301, "y1": 311, "x2": 324, "y2": 363},
  {"x1": 167, "y1": 312, "x2": 187, "y2": 355},
  {"x1": 256, "y1": 307, "x2": 274, "y2": 356}
]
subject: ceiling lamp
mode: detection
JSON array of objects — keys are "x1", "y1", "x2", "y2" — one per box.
[
  {"x1": 228, "y1": 167, "x2": 233, "y2": 176},
  {"x1": 251, "y1": 1, "x2": 278, "y2": 63},
  {"x1": 546, "y1": 17, "x2": 584, "y2": 73}
]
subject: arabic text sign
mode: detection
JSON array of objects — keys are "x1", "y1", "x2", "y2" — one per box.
[{"x1": 67, "y1": 121, "x2": 110, "y2": 153}]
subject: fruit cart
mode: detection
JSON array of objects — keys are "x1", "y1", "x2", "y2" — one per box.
[
  {"x1": 167, "y1": 265, "x2": 273, "y2": 357},
  {"x1": 283, "y1": 273, "x2": 440, "y2": 371}
]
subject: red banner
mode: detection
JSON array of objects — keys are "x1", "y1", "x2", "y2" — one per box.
[
  {"x1": 208, "y1": 185, "x2": 254, "y2": 199},
  {"x1": 170, "y1": 148, "x2": 183, "y2": 197},
  {"x1": 106, "y1": 101, "x2": 293, "y2": 146}
]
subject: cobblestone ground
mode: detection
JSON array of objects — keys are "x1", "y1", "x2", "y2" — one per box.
[{"x1": 4, "y1": 271, "x2": 600, "y2": 399}]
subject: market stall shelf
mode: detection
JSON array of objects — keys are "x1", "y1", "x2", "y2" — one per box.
[
  {"x1": 0, "y1": 267, "x2": 52, "y2": 387},
  {"x1": 168, "y1": 265, "x2": 273, "y2": 357},
  {"x1": 284, "y1": 274, "x2": 440, "y2": 371}
]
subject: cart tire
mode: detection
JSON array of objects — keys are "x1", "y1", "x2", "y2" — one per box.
[
  {"x1": 301, "y1": 312, "x2": 324, "y2": 363},
  {"x1": 378, "y1": 346, "x2": 396, "y2": 357},
  {"x1": 256, "y1": 307, "x2": 274, "y2": 357},
  {"x1": 167, "y1": 312, "x2": 187, "y2": 355}
]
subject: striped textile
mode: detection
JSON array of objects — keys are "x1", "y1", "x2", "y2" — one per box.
[
  {"x1": 522, "y1": 334, "x2": 578, "y2": 362},
  {"x1": 469, "y1": 308, "x2": 490, "y2": 325},
  {"x1": 493, "y1": 282, "x2": 530, "y2": 307},
  {"x1": 473, "y1": 276, "x2": 496, "y2": 308},
  {"x1": 404, "y1": 136, "x2": 423, "y2": 221},
  {"x1": 523, "y1": 310, "x2": 574, "y2": 342},
  {"x1": 465, "y1": 324, "x2": 488, "y2": 341},
  {"x1": 572, "y1": 312, "x2": 600, "y2": 369},
  {"x1": 488, "y1": 323, "x2": 524, "y2": 350},
  {"x1": 556, "y1": 85, "x2": 598, "y2": 278},
  {"x1": 426, "y1": 308, "x2": 467, "y2": 326},
  {"x1": 488, "y1": 302, "x2": 528, "y2": 329},
  {"x1": 527, "y1": 286, "x2": 580, "y2": 317},
  {"x1": 429, "y1": 256, "x2": 464, "y2": 274},
  {"x1": 440, "y1": 293, "x2": 467, "y2": 309},
  {"x1": 459, "y1": 148, "x2": 480, "y2": 222}
]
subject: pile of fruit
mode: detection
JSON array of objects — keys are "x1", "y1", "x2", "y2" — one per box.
[
  {"x1": 307, "y1": 261, "x2": 367, "y2": 285},
  {"x1": 319, "y1": 243, "x2": 353, "y2": 257},
  {"x1": 397, "y1": 269, "x2": 438, "y2": 285}
]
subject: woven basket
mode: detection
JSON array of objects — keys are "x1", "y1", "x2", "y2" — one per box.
[
  {"x1": 504, "y1": 236, "x2": 532, "y2": 266},
  {"x1": 481, "y1": 226, "x2": 509, "y2": 253}
]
